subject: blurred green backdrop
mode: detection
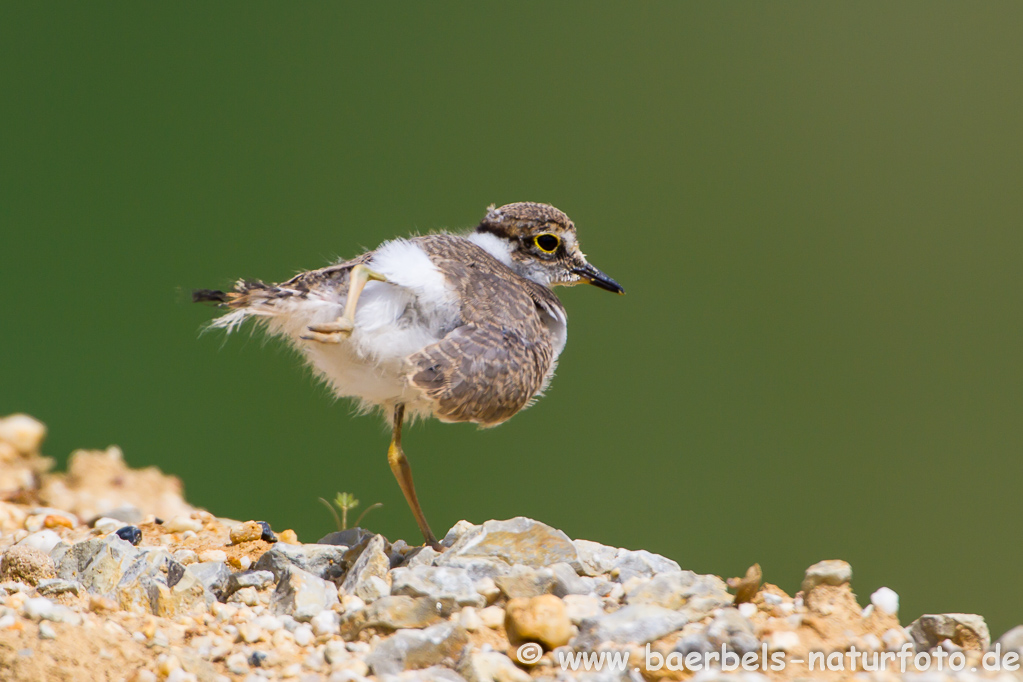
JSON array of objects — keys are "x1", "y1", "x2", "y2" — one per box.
[{"x1": 3, "y1": 4, "x2": 1021, "y2": 635}]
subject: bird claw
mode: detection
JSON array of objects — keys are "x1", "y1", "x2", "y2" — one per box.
[{"x1": 303, "y1": 317, "x2": 355, "y2": 343}]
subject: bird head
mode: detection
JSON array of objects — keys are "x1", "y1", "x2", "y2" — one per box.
[{"x1": 474, "y1": 202, "x2": 625, "y2": 294}]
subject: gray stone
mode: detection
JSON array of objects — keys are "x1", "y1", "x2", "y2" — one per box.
[
  {"x1": 271, "y1": 566, "x2": 340, "y2": 621},
  {"x1": 366, "y1": 621, "x2": 469, "y2": 675},
  {"x1": 625, "y1": 571, "x2": 731, "y2": 618},
  {"x1": 996, "y1": 625, "x2": 1023, "y2": 653},
  {"x1": 908, "y1": 613, "x2": 991, "y2": 651},
  {"x1": 60, "y1": 536, "x2": 139, "y2": 596},
  {"x1": 404, "y1": 546, "x2": 440, "y2": 569},
  {"x1": 224, "y1": 569, "x2": 275, "y2": 598},
  {"x1": 253, "y1": 542, "x2": 348, "y2": 584},
  {"x1": 341, "y1": 534, "x2": 391, "y2": 602},
  {"x1": 573, "y1": 604, "x2": 689, "y2": 648},
  {"x1": 186, "y1": 561, "x2": 232, "y2": 601},
  {"x1": 341, "y1": 595, "x2": 455, "y2": 636},
  {"x1": 573, "y1": 539, "x2": 621, "y2": 576},
  {"x1": 705, "y1": 607, "x2": 759, "y2": 654},
  {"x1": 550, "y1": 561, "x2": 592, "y2": 597},
  {"x1": 458, "y1": 650, "x2": 531, "y2": 682},
  {"x1": 35, "y1": 579, "x2": 82, "y2": 597},
  {"x1": 438, "y1": 517, "x2": 580, "y2": 570},
  {"x1": 148, "y1": 569, "x2": 213, "y2": 617},
  {"x1": 610, "y1": 549, "x2": 681, "y2": 583},
  {"x1": 390, "y1": 565, "x2": 484, "y2": 607},
  {"x1": 800, "y1": 560, "x2": 852, "y2": 594},
  {"x1": 381, "y1": 666, "x2": 469, "y2": 682},
  {"x1": 317, "y1": 527, "x2": 372, "y2": 547},
  {"x1": 494, "y1": 565, "x2": 555, "y2": 599},
  {"x1": 434, "y1": 557, "x2": 510, "y2": 582}
]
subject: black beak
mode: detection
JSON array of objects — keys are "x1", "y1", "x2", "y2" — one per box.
[{"x1": 573, "y1": 263, "x2": 625, "y2": 295}]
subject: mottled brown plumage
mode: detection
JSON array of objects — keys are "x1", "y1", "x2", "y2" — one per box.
[{"x1": 195, "y1": 202, "x2": 623, "y2": 546}]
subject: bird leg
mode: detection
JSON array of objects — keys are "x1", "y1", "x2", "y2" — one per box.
[
  {"x1": 387, "y1": 404, "x2": 441, "y2": 549},
  {"x1": 303, "y1": 264, "x2": 388, "y2": 343}
]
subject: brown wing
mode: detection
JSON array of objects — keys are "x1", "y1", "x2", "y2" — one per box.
[{"x1": 404, "y1": 236, "x2": 560, "y2": 426}]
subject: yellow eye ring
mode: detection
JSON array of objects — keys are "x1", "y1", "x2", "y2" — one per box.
[{"x1": 534, "y1": 233, "x2": 560, "y2": 253}]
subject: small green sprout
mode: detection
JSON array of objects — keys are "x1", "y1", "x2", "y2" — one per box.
[{"x1": 318, "y1": 491, "x2": 383, "y2": 531}]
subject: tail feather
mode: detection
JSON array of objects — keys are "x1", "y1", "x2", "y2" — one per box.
[
  {"x1": 194, "y1": 279, "x2": 311, "y2": 334},
  {"x1": 192, "y1": 289, "x2": 229, "y2": 303}
]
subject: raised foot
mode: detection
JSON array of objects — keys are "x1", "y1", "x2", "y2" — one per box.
[{"x1": 301, "y1": 317, "x2": 355, "y2": 343}]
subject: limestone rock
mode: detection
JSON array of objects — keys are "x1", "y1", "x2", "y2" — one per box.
[
  {"x1": 391, "y1": 565, "x2": 485, "y2": 607},
  {"x1": 458, "y1": 651, "x2": 531, "y2": 682},
  {"x1": 341, "y1": 595, "x2": 454, "y2": 636},
  {"x1": 573, "y1": 604, "x2": 688, "y2": 648},
  {"x1": 907, "y1": 613, "x2": 991, "y2": 651},
  {"x1": 625, "y1": 570, "x2": 731, "y2": 618},
  {"x1": 270, "y1": 566, "x2": 339, "y2": 621},
  {"x1": 366, "y1": 622, "x2": 469, "y2": 675},
  {"x1": 494, "y1": 565, "x2": 554, "y2": 599},
  {"x1": 341, "y1": 534, "x2": 391, "y2": 601},
  {"x1": 254, "y1": 542, "x2": 348, "y2": 584},
  {"x1": 438, "y1": 517, "x2": 580, "y2": 570},
  {"x1": 611, "y1": 549, "x2": 681, "y2": 583},
  {"x1": 801, "y1": 560, "x2": 852, "y2": 594}
]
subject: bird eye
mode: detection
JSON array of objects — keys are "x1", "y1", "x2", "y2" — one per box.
[{"x1": 534, "y1": 233, "x2": 560, "y2": 253}]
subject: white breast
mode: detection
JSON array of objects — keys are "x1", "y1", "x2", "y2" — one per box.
[{"x1": 261, "y1": 239, "x2": 460, "y2": 414}]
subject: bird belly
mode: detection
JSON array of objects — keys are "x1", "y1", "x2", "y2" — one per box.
[{"x1": 269, "y1": 241, "x2": 461, "y2": 414}]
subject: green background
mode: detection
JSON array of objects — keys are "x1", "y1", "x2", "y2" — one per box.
[{"x1": 3, "y1": 4, "x2": 1021, "y2": 635}]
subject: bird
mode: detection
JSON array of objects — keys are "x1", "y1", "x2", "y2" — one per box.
[{"x1": 193, "y1": 202, "x2": 624, "y2": 548}]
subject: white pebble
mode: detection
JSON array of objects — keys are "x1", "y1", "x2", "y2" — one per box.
[
  {"x1": 23, "y1": 597, "x2": 56, "y2": 621},
  {"x1": 762, "y1": 592, "x2": 783, "y2": 606},
  {"x1": 767, "y1": 630, "x2": 801, "y2": 652},
  {"x1": 0, "y1": 414, "x2": 47, "y2": 453},
  {"x1": 199, "y1": 550, "x2": 228, "y2": 563},
  {"x1": 93, "y1": 517, "x2": 122, "y2": 534},
  {"x1": 157, "y1": 654, "x2": 181, "y2": 676},
  {"x1": 166, "y1": 670, "x2": 196, "y2": 682},
  {"x1": 479, "y1": 605, "x2": 505, "y2": 629},
  {"x1": 562, "y1": 594, "x2": 601, "y2": 624},
  {"x1": 738, "y1": 602, "x2": 758, "y2": 619},
  {"x1": 226, "y1": 652, "x2": 249, "y2": 674},
  {"x1": 324, "y1": 639, "x2": 349, "y2": 664},
  {"x1": 340, "y1": 594, "x2": 365, "y2": 613},
  {"x1": 230, "y1": 587, "x2": 259, "y2": 607},
  {"x1": 304, "y1": 648, "x2": 326, "y2": 670},
  {"x1": 237, "y1": 556, "x2": 252, "y2": 570},
  {"x1": 282, "y1": 663, "x2": 302, "y2": 677},
  {"x1": 0, "y1": 615, "x2": 16, "y2": 629},
  {"x1": 254, "y1": 615, "x2": 282, "y2": 633},
  {"x1": 293, "y1": 624, "x2": 314, "y2": 647},
  {"x1": 165, "y1": 516, "x2": 203, "y2": 533},
  {"x1": 173, "y1": 550, "x2": 199, "y2": 565},
  {"x1": 16, "y1": 530, "x2": 62, "y2": 554},
  {"x1": 311, "y1": 610, "x2": 339, "y2": 636},
  {"x1": 237, "y1": 622, "x2": 263, "y2": 643},
  {"x1": 474, "y1": 576, "x2": 500, "y2": 601},
  {"x1": 38, "y1": 622, "x2": 57, "y2": 639},
  {"x1": 870, "y1": 586, "x2": 899, "y2": 615},
  {"x1": 458, "y1": 607, "x2": 482, "y2": 631}
]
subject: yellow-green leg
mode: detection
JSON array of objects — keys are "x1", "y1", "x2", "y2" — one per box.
[
  {"x1": 303, "y1": 264, "x2": 388, "y2": 342},
  {"x1": 388, "y1": 404, "x2": 440, "y2": 549}
]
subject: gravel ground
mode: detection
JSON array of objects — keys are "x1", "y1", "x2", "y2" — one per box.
[{"x1": 1, "y1": 413, "x2": 1020, "y2": 682}]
